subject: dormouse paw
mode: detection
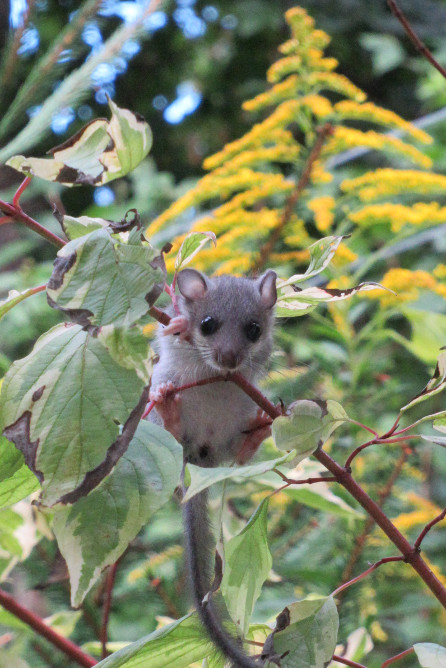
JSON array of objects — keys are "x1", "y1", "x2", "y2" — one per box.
[
  {"x1": 149, "y1": 381, "x2": 176, "y2": 403},
  {"x1": 237, "y1": 409, "x2": 272, "y2": 465},
  {"x1": 149, "y1": 382, "x2": 182, "y2": 441},
  {"x1": 162, "y1": 315, "x2": 189, "y2": 339}
]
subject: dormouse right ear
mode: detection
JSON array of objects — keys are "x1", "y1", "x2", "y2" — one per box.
[{"x1": 177, "y1": 268, "x2": 209, "y2": 301}]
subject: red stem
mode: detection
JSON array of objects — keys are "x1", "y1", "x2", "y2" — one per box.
[
  {"x1": 315, "y1": 448, "x2": 446, "y2": 608},
  {"x1": 100, "y1": 561, "x2": 120, "y2": 660},
  {"x1": 0, "y1": 216, "x2": 13, "y2": 224},
  {"x1": 345, "y1": 435, "x2": 417, "y2": 469},
  {"x1": 381, "y1": 647, "x2": 415, "y2": 668},
  {"x1": 331, "y1": 655, "x2": 368, "y2": 668},
  {"x1": 0, "y1": 588, "x2": 96, "y2": 667},
  {"x1": 332, "y1": 556, "x2": 404, "y2": 597},
  {"x1": 414, "y1": 507, "x2": 446, "y2": 550},
  {"x1": 387, "y1": 0, "x2": 446, "y2": 80},
  {"x1": 0, "y1": 198, "x2": 65, "y2": 248},
  {"x1": 273, "y1": 469, "x2": 337, "y2": 485},
  {"x1": 13, "y1": 176, "x2": 32, "y2": 207}
]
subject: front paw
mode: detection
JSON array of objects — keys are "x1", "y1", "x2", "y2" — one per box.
[
  {"x1": 162, "y1": 315, "x2": 189, "y2": 339},
  {"x1": 149, "y1": 382, "x2": 182, "y2": 440},
  {"x1": 237, "y1": 409, "x2": 272, "y2": 464}
]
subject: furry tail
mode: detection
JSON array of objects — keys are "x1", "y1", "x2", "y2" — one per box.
[{"x1": 183, "y1": 490, "x2": 259, "y2": 668}]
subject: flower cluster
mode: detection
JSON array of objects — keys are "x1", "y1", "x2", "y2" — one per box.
[{"x1": 147, "y1": 5, "x2": 434, "y2": 286}]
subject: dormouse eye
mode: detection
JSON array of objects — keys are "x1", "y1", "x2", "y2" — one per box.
[
  {"x1": 200, "y1": 316, "x2": 219, "y2": 336},
  {"x1": 245, "y1": 321, "x2": 261, "y2": 342}
]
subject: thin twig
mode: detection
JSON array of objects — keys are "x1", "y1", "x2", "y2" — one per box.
[
  {"x1": 273, "y1": 469, "x2": 337, "y2": 485},
  {"x1": 315, "y1": 447, "x2": 446, "y2": 609},
  {"x1": 387, "y1": 0, "x2": 446, "y2": 80},
  {"x1": 331, "y1": 655, "x2": 368, "y2": 668},
  {"x1": 13, "y1": 176, "x2": 32, "y2": 207},
  {"x1": 150, "y1": 577, "x2": 181, "y2": 618},
  {"x1": 414, "y1": 507, "x2": 446, "y2": 550},
  {"x1": 252, "y1": 122, "x2": 334, "y2": 273},
  {"x1": 332, "y1": 556, "x2": 404, "y2": 597},
  {"x1": 381, "y1": 646, "x2": 415, "y2": 668},
  {"x1": 345, "y1": 435, "x2": 416, "y2": 469},
  {"x1": 0, "y1": 198, "x2": 65, "y2": 248},
  {"x1": 338, "y1": 448, "x2": 409, "y2": 595},
  {"x1": 0, "y1": 588, "x2": 96, "y2": 667},
  {"x1": 100, "y1": 560, "x2": 120, "y2": 660}
]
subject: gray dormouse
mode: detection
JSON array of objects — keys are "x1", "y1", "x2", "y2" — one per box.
[{"x1": 148, "y1": 268, "x2": 277, "y2": 668}]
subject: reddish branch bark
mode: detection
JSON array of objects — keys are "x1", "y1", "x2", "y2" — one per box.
[
  {"x1": 0, "y1": 588, "x2": 97, "y2": 667},
  {"x1": 381, "y1": 646, "x2": 415, "y2": 667},
  {"x1": 100, "y1": 561, "x2": 120, "y2": 660},
  {"x1": 0, "y1": 177, "x2": 65, "y2": 248},
  {"x1": 387, "y1": 0, "x2": 446, "y2": 79},
  {"x1": 252, "y1": 122, "x2": 334, "y2": 273},
  {"x1": 331, "y1": 655, "x2": 368, "y2": 668}
]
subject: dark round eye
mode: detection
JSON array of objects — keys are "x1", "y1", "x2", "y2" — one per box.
[
  {"x1": 245, "y1": 321, "x2": 261, "y2": 342},
  {"x1": 200, "y1": 316, "x2": 219, "y2": 336}
]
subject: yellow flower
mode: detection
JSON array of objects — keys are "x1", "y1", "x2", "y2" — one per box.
[
  {"x1": 349, "y1": 202, "x2": 446, "y2": 233},
  {"x1": 334, "y1": 101, "x2": 432, "y2": 144},
  {"x1": 341, "y1": 169, "x2": 446, "y2": 201},
  {"x1": 363, "y1": 268, "x2": 437, "y2": 305},
  {"x1": 307, "y1": 72, "x2": 366, "y2": 102},
  {"x1": 331, "y1": 242, "x2": 358, "y2": 266},
  {"x1": 325, "y1": 127, "x2": 432, "y2": 169},
  {"x1": 433, "y1": 264, "x2": 446, "y2": 280},
  {"x1": 307, "y1": 196, "x2": 336, "y2": 232}
]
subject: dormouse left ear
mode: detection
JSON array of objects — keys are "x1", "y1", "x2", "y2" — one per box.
[
  {"x1": 177, "y1": 268, "x2": 209, "y2": 301},
  {"x1": 257, "y1": 270, "x2": 277, "y2": 309}
]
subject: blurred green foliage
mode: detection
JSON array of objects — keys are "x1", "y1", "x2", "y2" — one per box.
[{"x1": 0, "y1": 2, "x2": 446, "y2": 668}]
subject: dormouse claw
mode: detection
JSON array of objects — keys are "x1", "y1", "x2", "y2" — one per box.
[{"x1": 162, "y1": 315, "x2": 189, "y2": 339}]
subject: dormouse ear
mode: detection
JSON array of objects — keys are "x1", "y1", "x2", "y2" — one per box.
[
  {"x1": 257, "y1": 270, "x2": 277, "y2": 309},
  {"x1": 177, "y1": 268, "x2": 209, "y2": 301}
]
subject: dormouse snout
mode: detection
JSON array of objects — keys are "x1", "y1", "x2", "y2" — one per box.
[{"x1": 214, "y1": 349, "x2": 240, "y2": 370}]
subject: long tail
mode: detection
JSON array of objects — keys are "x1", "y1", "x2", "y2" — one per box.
[{"x1": 183, "y1": 490, "x2": 259, "y2": 668}]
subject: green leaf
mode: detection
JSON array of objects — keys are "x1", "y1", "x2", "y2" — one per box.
[
  {"x1": 0, "y1": 436, "x2": 39, "y2": 509},
  {"x1": 272, "y1": 400, "x2": 348, "y2": 458},
  {"x1": 276, "y1": 281, "x2": 389, "y2": 318},
  {"x1": 60, "y1": 215, "x2": 109, "y2": 240},
  {"x1": 0, "y1": 286, "x2": 45, "y2": 321},
  {"x1": 52, "y1": 421, "x2": 182, "y2": 605},
  {"x1": 221, "y1": 498, "x2": 271, "y2": 636},
  {"x1": 183, "y1": 451, "x2": 295, "y2": 502},
  {"x1": 95, "y1": 614, "x2": 222, "y2": 668},
  {"x1": 397, "y1": 309, "x2": 446, "y2": 365},
  {"x1": 270, "y1": 596, "x2": 338, "y2": 668},
  {"x1": 46, "y1": 227, "x2": 165, "y2": 328},
  {"x1": 6, "y1": 99, "x2": 152, "y2": 186},
  {"x1": 279, "y1": 236, "x2": 344, "y2": 287},
  {"x1": 0, "y1": 324, "x2": 147, "y2": 506},
  {"x1": 414, "y1": 643, "x2": 446, "y2": 668},
  {"x1": 174, "y1": 231, "x2": 217, "y2": 271},
  {"x1": 97, "y1": 325, "x2": 154, "y2": 383},
  {"x1": 359, "y1": 33, "x2": 405, "y2": 75},
  {"x1": 401, "y1": 350, "x2": 446, "y2": 413}
]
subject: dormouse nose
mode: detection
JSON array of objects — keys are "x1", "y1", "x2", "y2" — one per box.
[{"x1": 217, "y1": 350, "x2": 239, "y2": 370}]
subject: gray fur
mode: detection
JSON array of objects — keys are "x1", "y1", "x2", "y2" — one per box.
[{"x1": 149, "y1": 270, "x2": 277, "y2": 668}]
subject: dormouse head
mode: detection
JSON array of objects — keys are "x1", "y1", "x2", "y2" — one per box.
[{"x1": 176, "y1": 268, "x2": 277, "y2": 374}]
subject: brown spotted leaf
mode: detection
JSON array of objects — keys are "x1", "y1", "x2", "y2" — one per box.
[
  {"x1": 46, "y1": 227, "x2": 165, "y2": 327},
  {"x1": 0, "y1": 324, "x2": 148, "y2": 506},
  {"x1": 276, "y1": 281, "x2": 390, "y2": 318},
  {"x1": 6, "y1": 99, "x2": 152, "y2": 186}
]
